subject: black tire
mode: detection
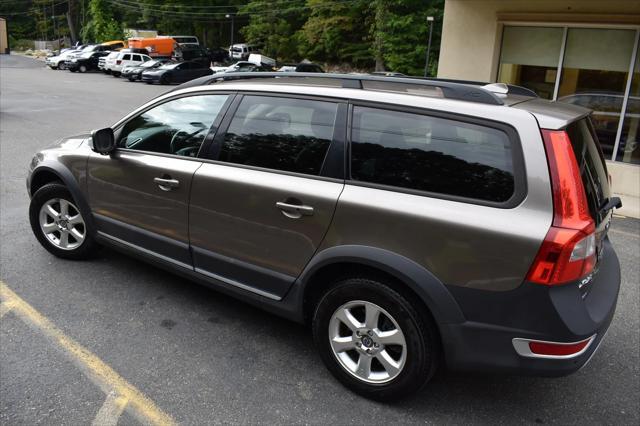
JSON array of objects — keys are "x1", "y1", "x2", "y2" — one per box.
[
  {"x1": 312, "y1": 277, "x2": 439, "y2": 401},
  {"x1": 112, "y1": 72, "x2": 120, "y2": 77},
  {"x1": 59, "y1": 63, "x2": 66, "y2": 70},
  {"x1": 79, "y1": 65, "x2": 87, "y2": 73},
  {"x1": 29, "y1": 183, "x2": 98, "y2": 260},
  {"x1": 69, "y1": 69, "x2": 76, "y2": 72},
  {"x1": 128, "y1": 76, "x2": 135, "y2": 82},
  {"x1": 160, "y1": 74, "x2": 170, "y2": 85}
]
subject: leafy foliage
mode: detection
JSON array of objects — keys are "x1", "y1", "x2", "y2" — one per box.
[
  {"x1": 1, "y1": 0, "x2": 445, "y2": 75},
  {"x1": 81, "y1": 0, "x2": 125, "y2": 42}
]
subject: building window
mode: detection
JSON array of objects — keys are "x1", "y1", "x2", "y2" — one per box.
[
  {"x1": 617, "y1": 49, "x2": 639, "y2": 164},
  {"x1": 557, "y1": 28, "x2": 636, "y2": 161},
  {"x1": 498, "y1": 25, "x2": 640, "y2": 165},
  {"x1": 497, "y1": 26, "x2": 563, "y2": 100}
]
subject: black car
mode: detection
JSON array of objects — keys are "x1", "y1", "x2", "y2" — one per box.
[
  {"x1": 176, "y1": 47, "x2": 210, "y2": 66},
  {"x1": 66, "y1": 51, "x2": 109, "y2": 73},
  {"x1": 121, "y1": 59, "x2": 173, "y2": 82},
  {"x1": 208, "y1": 47, "x2": 229, "y2": 63},
  {"x1": 278, "y1": 62, "x2": 325, "y2": 73},
  {"x1": 141, "y1": 60, "x2": 213, "y2": 85}
]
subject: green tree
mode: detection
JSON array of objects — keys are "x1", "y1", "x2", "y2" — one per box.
[
  {"x1": 239, "y1": 0, "x2": 307, "y2": 61},
  {"x1": 297, "y1": 0, "x2": 371, "y2": 67},
  {"x1": 81, "y1": 0, "x2": 124, "y2": 42},
  {"x1": 377, "y1": 0, "x2": 444, "y2": 76}
]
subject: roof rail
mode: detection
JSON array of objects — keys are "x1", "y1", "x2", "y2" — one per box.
[
  {"x1": 417, "y1": 76, "x2": 539, "y2": 98},
  {"x1": 177, "y1": 72, "x2": 506, "y2": 105}
]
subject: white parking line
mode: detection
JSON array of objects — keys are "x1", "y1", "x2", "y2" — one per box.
[{"x1": 92, "y1": 391, "x2": 129, "y2": 426}]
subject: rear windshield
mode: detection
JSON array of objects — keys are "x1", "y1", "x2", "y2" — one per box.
[{"x1": 566, "y1": 117, "x2": 611, "y2": 225}]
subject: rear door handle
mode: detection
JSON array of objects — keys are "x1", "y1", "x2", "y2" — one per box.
[
  {"x1": 276, "y1": 201, "x2": 314, "y2": 219},
  {"x1": 153, "y1": 177, "x2": 180, "y2": 191}
]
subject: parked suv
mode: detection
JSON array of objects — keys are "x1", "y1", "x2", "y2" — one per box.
[
  {"x1": 106, "y1": 51, "x2": 152, "y2": 77},
  {"x1": 26, "y1": 74, "x2": 621, "y2": 400}
]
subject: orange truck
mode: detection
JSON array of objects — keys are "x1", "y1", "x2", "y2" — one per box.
[{"x1": 127, "y1": 37, "x2": 176, "y2": 58}]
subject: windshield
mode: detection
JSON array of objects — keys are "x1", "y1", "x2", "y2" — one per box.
[{"x1": 81, "y1": 45, "x2": 95, "y2": 52}]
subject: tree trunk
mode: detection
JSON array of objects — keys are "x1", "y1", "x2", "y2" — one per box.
[
  {"x1": 66, "y1": 0, "x2": 78, "y2": 43},
  {"x1": 373, "y1": 0, "x2": 385, "y2": 72}
]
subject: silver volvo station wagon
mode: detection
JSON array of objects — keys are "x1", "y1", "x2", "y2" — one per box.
[{"x1": 27, "y1": 73, "x2": 622, "y2": 399}]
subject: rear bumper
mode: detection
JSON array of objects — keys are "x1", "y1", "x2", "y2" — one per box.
[{"x1": 441, "y1": 238, "x2": 620, "y2": 376}]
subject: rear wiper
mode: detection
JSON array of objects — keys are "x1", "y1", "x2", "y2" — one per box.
[{"x1": 599, "y1": 197, "x2": 622, "y2": 214}]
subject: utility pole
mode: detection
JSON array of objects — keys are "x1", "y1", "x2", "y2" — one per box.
[
  {"x1": 423, "y1": 16, "x2": 435, "y2": 78},
  {"x1": 226, "y1": 14, "x2": 235, "y2": 49}
]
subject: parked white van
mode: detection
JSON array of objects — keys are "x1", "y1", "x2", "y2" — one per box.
[{"x1": 229, "y1": 44, "x2": 257, "y2": 60}]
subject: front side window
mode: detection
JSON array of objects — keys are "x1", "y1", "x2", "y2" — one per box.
[
  {"x1": 350, "y1": 106, "x2": 516, "y2": 203},
  {"x1": 219, "y1": 96, "x2": 338, "y2": 175},
  {"x1": 117, "y1": 95, "x2": 229, "y2": 157}
]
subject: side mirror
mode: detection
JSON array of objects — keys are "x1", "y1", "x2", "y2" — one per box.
[{"x1": 90, "y1": 128, "x2": 115, "y2": 155}]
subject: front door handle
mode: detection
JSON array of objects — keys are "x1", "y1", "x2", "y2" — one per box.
[
  {"x1": 276, "y1": 201, "x2": 314, "y2": 219},
  {"x1": 154, "y1": 177, "x2": 180, "y2": 191}
]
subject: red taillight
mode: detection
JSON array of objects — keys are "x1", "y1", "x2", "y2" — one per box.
[
  {"x1": 526, "y1": 130, "x2": 596, "y2": 286},
  {"x1": 529, "y1": 338, "x2": 591, "y2": 356},
  {"x1": 116, "y1": 60, "x2": 122, "y2": 65}
]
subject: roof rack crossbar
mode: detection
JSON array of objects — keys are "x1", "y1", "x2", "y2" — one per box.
[{"x1": 194, "y1": 72, "x2": 505, "y2": 105}]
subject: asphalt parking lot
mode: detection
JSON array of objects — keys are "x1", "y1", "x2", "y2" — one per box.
[{"x1": 1, "y1": 54, "x2": 639, "y2": 425}]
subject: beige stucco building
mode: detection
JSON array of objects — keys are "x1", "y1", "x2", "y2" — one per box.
[
  {"x1": 438, "y1": 0, "x2": 640, "y2": 218},
  {"x1": 0, "y1": 18, "x2": 8, "y2": 54}
]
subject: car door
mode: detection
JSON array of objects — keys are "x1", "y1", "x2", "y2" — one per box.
[
  {"x1": 171, "y1": 62, "x2": 187, "y2": 82},
  {"x1": 189, "y1": 94, "x2": 346, "y2": 299},
  {"x1": 87, "y1": 93, "x2": 233, "y2": 266}
]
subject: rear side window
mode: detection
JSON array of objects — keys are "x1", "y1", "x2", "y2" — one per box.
[
  {"x1": 566, "y1": 118, "x2": 611, "y2": 224},
  {"x1": 350, "y1": 106, "x2": 516, "y2": 203},
  {"x1": 122, "y1": 54, "x2": 131, "y2": 60},
  {"x1": 219, "y1": 96, "x2": 338, "y2": 175}
]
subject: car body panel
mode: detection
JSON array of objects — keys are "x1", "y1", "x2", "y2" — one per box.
[
  {"x1": 189, "y1": 162, "x2": 344, "y2": 299},
  {"x1": 86, "y1": 150, "x2": 201, "y2": 263}
]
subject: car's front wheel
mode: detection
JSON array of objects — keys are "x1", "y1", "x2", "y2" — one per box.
[
  {"x1": 312, "y1": 277, "x2": 439, "y2": 400},
  {"x1": 29, "y1": 183, "x2": 98, "y2": 260}
]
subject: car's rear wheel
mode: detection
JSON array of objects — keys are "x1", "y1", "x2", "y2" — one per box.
[
  {"x1": 29, "y1": 183, "x2": 98, "y2": 260},
  {"x1": 79, "y1": 65, "x2": 87, "y2": 73},
  {"x1": 312, "y1": 277, "x2": 439, "y2": 400},
  {"x1": 160, "y1": 74, "x2": 170, "y2": 85}
]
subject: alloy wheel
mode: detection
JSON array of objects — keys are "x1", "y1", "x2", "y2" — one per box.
[
  {"x1": 38, "y1": 198, "x2": 86, "y2": 250},
  {"x1": 329, "y1": 300, "x2": 407, "y2": 383}
]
